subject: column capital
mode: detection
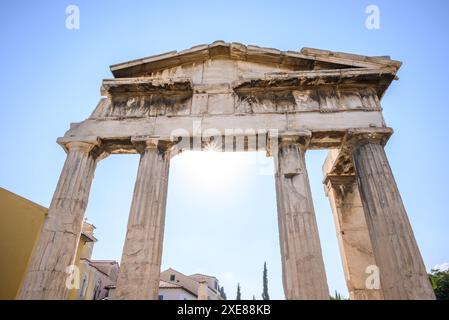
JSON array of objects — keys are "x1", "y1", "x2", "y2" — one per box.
[
  {"x1": 344, "y1": 127, "x2": 393, "y2": 149},
  {"x1": 131, "y1": 135, "x2": 175, "y2": 154},
  {"x1": 57, "y1": 136, "x2": 104, "y2": 157},
  {"x1": 267, "y1": 130, "x2": 312, "y2": 156},
  {"x1": 324, "y1": 174, "x2": 356, "y2": 187},
  {"x1": 322, "y1": 128, "x2": 393, "y2": 179},
  {"x1": 323, "y1": 174, "x2": 357, "y2": 198}
]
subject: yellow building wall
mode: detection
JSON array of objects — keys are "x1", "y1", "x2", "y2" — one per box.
[
  {"x1": 84, "y1": 266, "x2": 97, "y2": 300},
  {"x1": 0, "y1": 187, "x2": 47, "y2": 300},
  {"x1": 0, "y1": 188, "x2": 87, "y2": 300},
  {"x1": 67, "y1": 238, "x2": 89, "y2": 300}
]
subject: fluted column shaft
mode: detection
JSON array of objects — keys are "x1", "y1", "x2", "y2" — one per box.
[
  {"x1": 274, "y1": 133, "x2": 329, "y2": 300},
  {"x1": 352, "y1": 141, "x2": 435, "y2": 300},
  {"x1": 324, "y1": 175, "x2": 383, "y2": 300},
  {"x1": 115, "y1": 139, "x2": 172, "y2": 300},
  {"x1": 18, "y1": 141, "x2": 100, "y2": 299}
]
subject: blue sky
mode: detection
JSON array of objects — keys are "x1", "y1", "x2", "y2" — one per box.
[{"x1": 1, "y1": 0, "x2": 448, "y2": 299}]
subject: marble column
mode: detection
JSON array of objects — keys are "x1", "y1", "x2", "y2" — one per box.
[
  {"x1": 273, "y1": 132, "x2": 329, "y2": 300},
  {"x1": 18, "y1": 139, "x2": 101, "y2": 299},
  {"x1": 350, "y1": 130, "x2": 435, "y2": 300},
  {"x1": 114, "y1": 137, "x2": 172, "y2": 300},
  {"x1": 324, "y1": 175, "x2": 383, "y2": 300}
]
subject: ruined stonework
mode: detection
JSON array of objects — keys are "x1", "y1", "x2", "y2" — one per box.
[{"x1": 19, "y1": 41, "x2": 435, "y2": 300}]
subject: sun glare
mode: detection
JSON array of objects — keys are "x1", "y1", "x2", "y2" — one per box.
[{"x1": 173, "y1": 150, "x2": 251, "y2": 191}]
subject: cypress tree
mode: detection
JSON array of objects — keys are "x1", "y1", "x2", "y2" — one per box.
[
  {"x1": 262, "y1": 262, "x2": 270, "y2": 300},
  {"x1": 236, "y1": 283, "x2": 242, "y2": 300}
]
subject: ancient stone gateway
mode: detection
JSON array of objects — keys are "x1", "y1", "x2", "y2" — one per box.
[{"x1": 19, "y1": 41, "x2": 435, "y2": 300}]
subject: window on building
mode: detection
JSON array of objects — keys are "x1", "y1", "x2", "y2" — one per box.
[
  {"x1": 170, "y1": 274, "x2": 175, "y2": 281},
  {"x1": 93, "y1": 280, "x2": 101, "y2": 300},
  {"x1": 79, "y1": 276, "x2": 88, "y2": 299},
  {"x1": 158, "y1": 295, "x2": 164, "y2": 300}
]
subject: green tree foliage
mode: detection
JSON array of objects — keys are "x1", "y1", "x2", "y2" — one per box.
[
  {"x1": 429, "y1": 268, "x2": 449, "y2": 300},
  {"x1": 330, "y1": 290, "x2": 345, "y2": 300}
]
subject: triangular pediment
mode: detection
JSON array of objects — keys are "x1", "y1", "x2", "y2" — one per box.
[{"x1": 110, "y1": 40, "x2": 401, "y2": 78}]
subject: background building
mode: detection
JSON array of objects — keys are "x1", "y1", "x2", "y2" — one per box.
[
  {"x1": 158, "y1": 268, "x2": 223, "y2": 300},
  {"x1": 67, "y1": 222, "x2": 119, "y2": 300}
]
